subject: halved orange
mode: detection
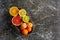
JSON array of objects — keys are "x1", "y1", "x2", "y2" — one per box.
[
  {"x1": 9, "y1": 6, "x2": 19, "y2": 16},
  {"x1": 12, "y1": 16, "x2": 22, "y2": 26}
]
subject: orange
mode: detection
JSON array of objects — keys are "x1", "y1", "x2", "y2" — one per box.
[
  {"x1": 12, "y1": 16, "x2": 22, "y2": 26},
  {"x1": 22, "y1": 29, "x2": 28, "y2": 36},
  {"x1": 20, "y1": 23, "x2": 27, "y2": 30},
  {"x1": 27, "y1": 27, "x2": 32, "y2": 32},
  {"x1": 9, "y1": 6, "x2": 19, "y2": 16},
  {"x1": 26, "y1": 22, "x2": 33, "y2": 28},
  {"x1": 21, "y1": 23, "x2": 27, "y2": 28},
  {"x1": 20, "y1": 26, "x2": 25, "y2": 31}
]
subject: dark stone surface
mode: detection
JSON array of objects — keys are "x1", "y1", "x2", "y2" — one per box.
[{"x1": 0, "y1": 0, "x2": 59, "y2": 40}]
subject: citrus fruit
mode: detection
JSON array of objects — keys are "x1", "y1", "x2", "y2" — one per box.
[
  {"x1": 19, "y1": 9, "x2": 27, "y2": 17},
  {"x1": 20, "y1": 23, "x2": 27, "y2": 30},
  {"x1": 21, "y1": 23, "x2": 27, "y2": 28},
  {"x1": 26, "y1": 22, "x2": 33, "y2": 28},
  {"x1": 22, "y1": 29, "x2": 28, "y2": 36},
  {"x1": 12, "y1": 16, "x2": 22, "y2": 26},
  {"x1": 23, "y1": 16, "x2": 29, "y2": 22},
  {"x1": 20, "y1": 26, "x2": 25, "y2": 31},
  {"x1": 9, "y1": 6, "x2": 19, "y2": 16},
  {"x1": 27, "y1": 27, "x2": 32, "y2": 32}
]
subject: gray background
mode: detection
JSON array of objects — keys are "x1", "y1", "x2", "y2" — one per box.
[{"x1": 0, "y1": 0, "x2": 59, "y2": 40}]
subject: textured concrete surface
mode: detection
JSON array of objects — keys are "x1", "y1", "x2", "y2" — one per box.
[{"x1": 0, "y1": 0, "x2": 59, "y2": 40}]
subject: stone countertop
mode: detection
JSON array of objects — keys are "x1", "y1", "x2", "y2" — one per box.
[{"x1": 0, "y1": 0, "x2": 59, "y2": 40}]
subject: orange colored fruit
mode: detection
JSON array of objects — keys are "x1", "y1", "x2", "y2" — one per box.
[
  {"x1": 22, "y1": 29, "x2": 28, "y2": 36},
  {"x1": 21, "y1": 23, "x2": 27, "y2": 28},
  {"x1": 9, "y1": 6, "x2": 19, "y2": 16},
  {"x1": 27, "y1": 27, "x2": 32, "y2": 32},
  {"x1": 26, "y1": 22, "x2": 33, "y2": 28},
  {"x1": 20, "y1": 23, "x2": 27, "y2": 30},
  {"x1": 12, "y1": 16, "x2": 22, "y2": 26},
  {"x1": 20, "y1": 26, "x2": 25, "y2": 31}
]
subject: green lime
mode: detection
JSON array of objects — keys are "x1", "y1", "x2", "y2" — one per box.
[{"x1": 23, "y1": 16, "x2": 30, "y2": 22}]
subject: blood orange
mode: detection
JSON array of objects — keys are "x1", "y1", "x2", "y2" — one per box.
[{"x1": 12, "y1": 16, "x2": 22, "y2": 26}]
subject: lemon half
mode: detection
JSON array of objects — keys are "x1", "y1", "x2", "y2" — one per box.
[{"x1": 19, "y1": 9, "x2": 27, "y2": 17}]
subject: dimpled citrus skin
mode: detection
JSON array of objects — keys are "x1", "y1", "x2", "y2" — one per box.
[
  {"x1": 23, "y1": 16, "x2": 29, "y2": 22},
  {"x1": 9, "y1": 6, "x2": 19, "y2": 16},
  {"x1": 12, "y1": 16, "x2": 22, "y2": 26},
  {"x1": 20, "y1": 26, "x2": 25, "y2": 31},
  {"x1": 26, "y1": 22, "x2": 33, "y2": 28},
  {"x1": 19, "y1": 9, "x2": 27, "y2": 17},
  {"x1": 22, "y1": 29, "x2": 28, "y2": 36},
  {"x1": 21, "y1": 23, "x2": 27, "y2": 28},
  {"x1": 20, "y1": 23, "x2": 27, "y2": 30},
  {"x1": 27, "y1": 27, "x2": 32, "y2": 32}
]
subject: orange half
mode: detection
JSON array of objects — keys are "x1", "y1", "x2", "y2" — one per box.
[{"x1": 9, "y1": 6, "x2": 19, "y2": 16}]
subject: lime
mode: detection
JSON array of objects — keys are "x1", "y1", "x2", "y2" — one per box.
[
  {"x1": 19, "y1": 9, "x2": 27, "y2": 17},
  {"x1": 23, "y1": 16, "x2": 30, "y2": 22}
]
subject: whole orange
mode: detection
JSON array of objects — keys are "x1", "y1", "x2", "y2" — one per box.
[
  {"x1": 26, "y1": 22, "x2": 33, "y2": 28},
  {"x1": 22, "y1": 29, "x2": 28, "y2": 36},
  {"x1": 27, "y1": 27, "x2": 32, "y2": 32},
  {"x1": 20, "y1": 26, "x2": 25, "y2": 31},
  {"x1": 21, "y1": 23, "x2": 27, "y2": 28},
  {"x1": 20, "y1": 23, "x2": 27, "y2": 30}
]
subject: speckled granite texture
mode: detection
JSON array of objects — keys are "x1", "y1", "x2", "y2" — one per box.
[{"x1": 0, "y1": 0, "x2": 59, "y2": 40}]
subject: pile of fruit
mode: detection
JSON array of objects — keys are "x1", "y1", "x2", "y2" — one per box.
[{"x1": 9, "y1": 6, "x2": 33, "y2": 36}]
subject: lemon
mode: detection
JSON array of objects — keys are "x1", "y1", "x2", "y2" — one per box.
[
  {"x1": 9, "y1": 6, "x2": 19, "y2": 16},
  {"x1": 19, "y1": 9, "x2": 27, "y2": 17}
]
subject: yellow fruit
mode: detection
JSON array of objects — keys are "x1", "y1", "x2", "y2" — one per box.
[
  {"x1": 9, "y1": 6, "x2": 19, "y2": 16},
  {"x1": 22, "y1": 29, "x2": 28, "y2": 36},
  {"x1": 19, "y1": 9, "x2": 27, "y2": 17}
]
